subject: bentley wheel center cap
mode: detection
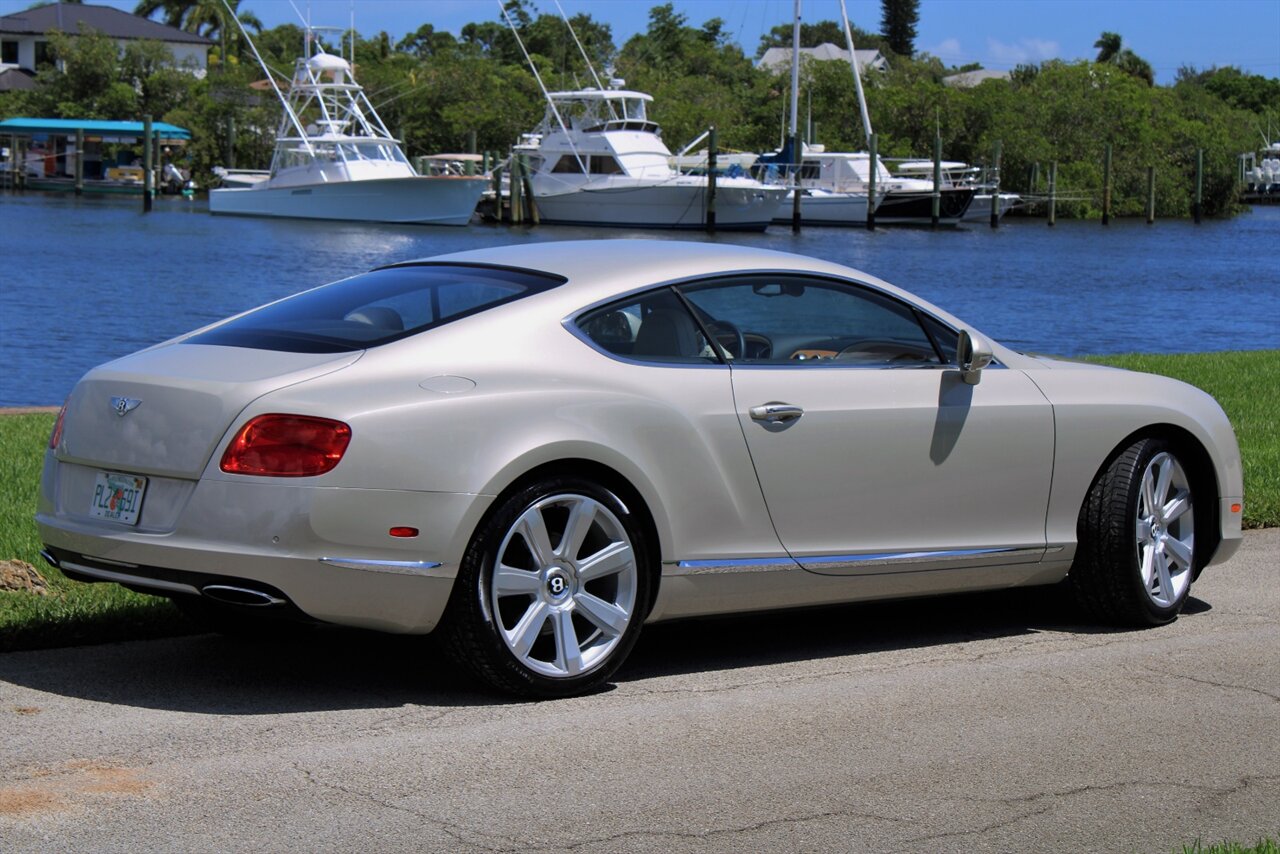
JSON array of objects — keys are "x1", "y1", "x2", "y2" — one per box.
[{"x1": 545, "y1": 567, "x2": 573, "y2": 601}]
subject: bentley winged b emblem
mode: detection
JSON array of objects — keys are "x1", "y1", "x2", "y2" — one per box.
[{"x1": 110, "y1": 396, "x2": 142, "y2": 417}]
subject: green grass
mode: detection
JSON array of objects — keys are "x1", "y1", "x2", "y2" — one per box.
[
  {"x1": 1, "y1": 349, "x2": 1276, "y2": 652},
  {"x1": 1181, "y1": 838, "x2": 1280, "y2": 854},
  {"x1": 1087, "y1": 350, "x2": 1280, "y2": 529},
  {"x1": 0, "y1": 413, "x2": 190, "y2": 652}
]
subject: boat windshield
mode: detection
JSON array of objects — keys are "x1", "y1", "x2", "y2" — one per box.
[{"x1": 549, "y1": 94, "x2": 654, "y2": 133}]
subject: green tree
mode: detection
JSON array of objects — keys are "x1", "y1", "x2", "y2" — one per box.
[{"x1": 880, "y1": 0, "x2": 918, "y2": 57}]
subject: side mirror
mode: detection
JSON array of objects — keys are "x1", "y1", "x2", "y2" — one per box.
[{"x1": 955, "y1": 329, "x2": 993, "y2": 385}]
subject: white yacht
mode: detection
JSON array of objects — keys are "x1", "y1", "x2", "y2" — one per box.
[
  {"x1": 520, "y1": 88, "x2": 787, "y2": 230},
  {"x1": 210, "y1": 48, "x2": 486, "y2": 225}
]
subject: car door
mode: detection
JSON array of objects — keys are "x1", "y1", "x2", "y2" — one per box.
[{"x1": 676, "y1": 275, "x2": 1055, "y2": 576}]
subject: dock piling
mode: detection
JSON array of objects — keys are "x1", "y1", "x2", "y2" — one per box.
[
  {"x1": 510, "y1": 153, "x2": 523, "y2": 225},
  {"x1": 931, "y1": 133, "x2": 942, "y2": 228},
  {"x1": 989, "y1": 139, "x2": 1002, "y2": 229},
  {"x1": 520, "y1": 153, "x2": 539, "y2": 224},
  {"x1": 74, "y1": 128, "x2": 84, "y2": 196},
  {"x1": 790, "y1": 132, "x2": 802, "y2": 233},
  {"x1": 706, "y1": 125, "x2": 717, "y2": 233},
  {"x1": 867, "y1": 133, "x2": 877, "y2": 230},
  {"x1": 142, "y1": 114, "x2": 153, "y2": 213}
]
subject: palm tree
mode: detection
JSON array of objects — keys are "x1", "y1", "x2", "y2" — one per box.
[
  {"x1": 134, "y1": 0, "x2": 263, "y2": 64},
  {"x1": 1092, "y1": 31, "x2": 1153, "y2": 86},
  {"x1": 1093, "y1": 32, "x2": 1122, "y2": 64}
]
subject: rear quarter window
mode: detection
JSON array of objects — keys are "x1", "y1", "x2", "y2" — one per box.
[{"x1": 188, "y1": 264, "x2": 565, "y2": 353}]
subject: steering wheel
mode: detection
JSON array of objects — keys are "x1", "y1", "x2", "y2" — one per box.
[{"x1": 704, "y1": 319, "x2": 746, "y2": 360}]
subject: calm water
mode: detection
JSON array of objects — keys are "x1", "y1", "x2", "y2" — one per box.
[{"x1": 1, "y1": 192, "x2": 1277, "y2": 406}]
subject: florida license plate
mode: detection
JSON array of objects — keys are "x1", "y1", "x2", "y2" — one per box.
[{"x1": 90, "y1": 472, "x2": 147, "y2": 525}]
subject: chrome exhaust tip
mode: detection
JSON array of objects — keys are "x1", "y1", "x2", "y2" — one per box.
[
  {"x1": 39, "y1": 549, "x2": 60, "y2": 569},
  {"x1": 201, "y1": 584, "x2": 287, "y2": 608}
]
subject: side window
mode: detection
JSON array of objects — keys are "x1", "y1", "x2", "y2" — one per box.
[
  {"x1": 676, "y1": 276, "x2": 943, "y2": 366},
  {"x1": 551, "y1": 155, "x2": 586, "y2": 174},
  {"x1": 590, "y1": 156, "x2": 624, "y2": 175},
  {"x1": 920, "y1": 314, "x2": 960, "y2": 365},
  {"x1": 577, "y1": 289, "x2": 716, "y2": 364}
]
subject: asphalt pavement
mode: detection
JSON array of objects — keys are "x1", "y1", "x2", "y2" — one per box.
[{"x1": 2, "y1": 530, "x2": 1277, "y2": 853}]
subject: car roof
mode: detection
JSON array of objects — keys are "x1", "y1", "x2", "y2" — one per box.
[{"x1": 407, "y1": 239, "x2": 902, "y2": 308}]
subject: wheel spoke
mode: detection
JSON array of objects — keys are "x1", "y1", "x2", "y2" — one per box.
[
  {"x1": 577, "y1": 540, "x2": 634, "y2": 583},
  {"x1": 1164, "y1": 534, "x2": 1193, "y2": 569},
  {"x1": 1155, "y1": 551, "x2": 1175, "y2": 604},
  {"x1": 574, "y1": 591, "x2": 629, "y2": 638},
  {"x1": 558, "y1": 498, "x2": 599, "y2": 561},
  {"x1": 516, "y1": 509, "x2": 556, "y2": 567},
  {"x1": 1154, "y1": 456, "x2": 1175, "y2": 507},
  {"x1": 1162, "y1": 492, "x2": 1190, "y2": 524},
  {"x1": 493, "y1": 563, "x2": 541, "y2": 597},
  {"x1": 507, "y1": 600, "x2": 550, "y2": 659},
  {"x1": 1141, "y1": 466, "x2": 1158, "y2": 517},
  {"x1": 1139, "y1": 542, "x2": 1156, "y2": 589},
  {"x1": 553, "y1": 608, "x2": 583, "y2": 675}
]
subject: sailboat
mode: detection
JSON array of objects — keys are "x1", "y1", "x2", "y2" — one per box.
[
  {"x1": 209, "y1": 25, "x2": 487, "y2": 225},
  {"x1": 765, "y1": 0, "x2": 974, "y2": 226}
]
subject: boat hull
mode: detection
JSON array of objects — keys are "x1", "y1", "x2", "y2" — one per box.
[
  {"x1": 874, "y1": 188, "x2": 975, "y2": 226},
  {"x1": 963, "y1": 192, "x2": 1020, "y2": 222},
  {"x1": 209, "y1": 175, "x2": 488, "y2": 225},
  {"x1": 772, "y1": 189, "x2": 874, "y2": 225},
  {"x1": 532, "y1": 181, "x2": 787, "y2": 231}
]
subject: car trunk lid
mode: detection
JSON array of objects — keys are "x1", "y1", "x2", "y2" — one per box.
[{"x1": 58, "y1": 344, "x2": 361, "y2": 479}]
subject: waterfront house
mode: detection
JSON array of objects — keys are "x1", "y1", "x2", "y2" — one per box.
[
  {"x1": 756, "y1": 43, "x2": 889, "y2": 75},
  {"x1": 0, "y1": 3, "x2": 212, "y2": 77}
]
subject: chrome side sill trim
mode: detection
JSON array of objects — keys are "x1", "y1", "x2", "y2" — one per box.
[
  {"x1": 669, "y1": 557, "x2": 798, "y2": 576},
  {"x1": 58, "y1": 559, "x2": 200, "y2": 596},
  {"x1": 798, "y1": 546, "x2": 1045, "y2": 570},
  {"x1": 319, "y1": 557, "x2": 443, "y2": 576}
]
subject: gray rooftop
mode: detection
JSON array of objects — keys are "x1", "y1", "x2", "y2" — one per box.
[{"x1": 0, "y1": 3, "x2": 212, "y2": 45}]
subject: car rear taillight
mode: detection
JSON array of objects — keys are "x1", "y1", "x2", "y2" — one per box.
[
  {"x1": 220, "y1": 414, "x2": 351, "y2": 477},
  {"x1": 49, "y1": 399, "x2": 68, "y2": 450}
]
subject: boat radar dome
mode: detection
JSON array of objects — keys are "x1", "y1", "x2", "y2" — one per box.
[
  {"x1": 609, "y1": 78, "x2": 626, "y2": 89},
  {"x1": 307, "y1": 52, "x2": 350, "y2": 76}
]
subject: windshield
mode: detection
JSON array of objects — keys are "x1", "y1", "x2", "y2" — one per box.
[{"x1": 188, "y1": 264, "x2": 564, "y2": 353}]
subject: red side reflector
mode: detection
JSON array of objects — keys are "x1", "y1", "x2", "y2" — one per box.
[
  {"x1": 220, "y1": 414, "x2": 351, "y2": 477},
  {"x1": 389, "y1": 527, "x2": 419, "y2": 538},
  {"x1": 1231, "y1": 503, "x2": 1242, "y2": 514}
]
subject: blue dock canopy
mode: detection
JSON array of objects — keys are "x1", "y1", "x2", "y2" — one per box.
[{"x1": 0, "y1": 118, "x2": 192, "y2": 140}]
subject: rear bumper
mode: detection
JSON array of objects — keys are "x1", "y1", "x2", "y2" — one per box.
[{"x1": 37, "y1": 454, "x2": 493, "y2": 633}]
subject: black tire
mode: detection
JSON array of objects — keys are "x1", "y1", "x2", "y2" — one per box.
[
  {"x1": 1069, "y1": 437, "x2": 1198, "y2": 626},
  {"x1": 441, "y1": 476, "x2": 652, "y2": 698}
]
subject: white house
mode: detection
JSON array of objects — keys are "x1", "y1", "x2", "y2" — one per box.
[
  {"x1": 942, "y1": 68, "x2": 1012, "y2": 88},
  {"x1": 0, "y1": 2, "x2": 212, "y2": 78},
  {"x1": 756, "y1": 43, "x2": 889, "y2": 75}
]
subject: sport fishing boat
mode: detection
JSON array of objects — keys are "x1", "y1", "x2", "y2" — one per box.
[
  {"x1": 209, "y1": 32, "x2": 486, "y2": 225},
  {"x1": 519, "y1": 87, "x2": 787, "y2": 230}
]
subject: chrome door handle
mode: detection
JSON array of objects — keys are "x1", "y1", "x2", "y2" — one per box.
[{"x1": 749, "y1": 402, "x2": 804, "y2": 423}]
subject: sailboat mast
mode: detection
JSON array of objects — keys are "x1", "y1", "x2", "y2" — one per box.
[
  {"x1": 839, "y1": 0, "x2": 874, "y2": 147},
  {"x1": 789, "y1": 0, "x2": 801, "y2": 142}
]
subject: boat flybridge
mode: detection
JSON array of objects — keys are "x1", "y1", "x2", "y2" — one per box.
[
  {"x1": 210, "y1": 42, "x2": 486, "y2": 225},
  {"x1": 520, "y1": 87, "x2": 787, "y2": 230}
]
